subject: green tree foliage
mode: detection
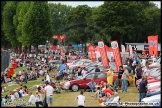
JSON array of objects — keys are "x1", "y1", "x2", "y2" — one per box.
[
  {"x1": 65, "y1": 5, "x2": 92, "y2": 44},
  {"x1": 48, "y1": 3, "x2": 73, "y2": 44},
  {"x1": 2, "y1": 1, "x2": 19, "y2": 49},
  {"x1": 22, "y1": 1, "x2": 53, "y2": 54}
]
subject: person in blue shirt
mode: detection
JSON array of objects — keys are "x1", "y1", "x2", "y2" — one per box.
[
  {"x1": 84, "y1": 79, "x2": 96, "y2": 92},
  {"x1": 139, "y1": 77, "x2": 147, "y2": 102}
]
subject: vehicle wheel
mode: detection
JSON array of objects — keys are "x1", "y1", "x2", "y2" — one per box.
[{"x1": 71, "y1": 84, "x2": 79, "y2": 92}]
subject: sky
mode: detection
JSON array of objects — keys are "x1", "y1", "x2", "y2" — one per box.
[{"x1": 48, "y1": 1, "x2": 161, "y2": 8}]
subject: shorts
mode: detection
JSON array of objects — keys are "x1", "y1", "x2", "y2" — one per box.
[{"x1": 46, "y1": 95, "x2": 53, "y2": 104}]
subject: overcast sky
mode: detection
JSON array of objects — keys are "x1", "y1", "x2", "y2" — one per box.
[{"x1": 48, "y1": 1, "x2": 161, "y2": 8}]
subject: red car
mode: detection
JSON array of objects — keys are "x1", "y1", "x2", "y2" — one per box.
[{"x1": 61, "y1": 72, "x2": 118, "y2": 92}]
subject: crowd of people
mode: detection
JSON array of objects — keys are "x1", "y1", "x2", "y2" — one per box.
[{"x1": 1, "y1": 48, "x2": 161, "y2": 107}]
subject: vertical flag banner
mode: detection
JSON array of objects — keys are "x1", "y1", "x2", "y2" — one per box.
[
  {"x1": 95, "y1": 46, "x2": 101, "y2": 61},
  {"x1": 111, "y1": 41, "x2": 122, "y2": 72},
  {"x1": 105, "y1": 45, "x2": 114, "y2": 62},
  {"x1": 148, "y1": 36, "x2": 154, "y2": 55},
  {"x1": 129, "y1": 45, "x2": 133, "y2": 57},
  {"x1": 98, "y1": 41, "x2": 109, "y2": 68},
  {"x1": 152, "y1": 35, "x2": 158, "y2": 56},
  {"x1": 60, "y1": 47, "x2": 64, "y2": 56},
  {"x1": 88, "y1": 44, "x2": 96, "y2": 61},
  {"x1": 121, "y1": 45, "x2": 126, "y2": 52}
]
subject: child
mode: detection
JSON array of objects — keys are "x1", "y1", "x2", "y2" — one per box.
[
  {"x1": 75, "y1": 91, "x2": 85, "y2": 107},
  {"x1": 92, "y1": 87, "x2": 102, "y2": 99}
]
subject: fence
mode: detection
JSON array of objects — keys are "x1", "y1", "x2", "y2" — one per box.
[{"x1": 1, "y1": 50, "x2": 10, "y2": 73}]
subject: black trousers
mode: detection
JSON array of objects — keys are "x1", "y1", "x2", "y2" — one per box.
[{"x1": 78, "y1": 105, "x2": 84, "y2": 107}]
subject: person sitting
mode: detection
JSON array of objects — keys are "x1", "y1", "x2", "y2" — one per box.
[
  {"x1": 98, "y1": 92, "x2": 111, "y2": 104},
  {"x1": 92, "y1": 86, "x2": 102, "y2": 99},
  {"x1": 102, "y1": 86, "x2": 113, "y2": 97},
  {"x1": 107, "y1": 92, "x2": 120, "y2": 106},
  {"x1": 84, "y1": 78, "x2": 96, "y2": 92},
  {"x1": 68, "y1": 74, "x2": 76, "y2": 81},
  {"x1": 28, "y1": 92, "x2": 36, "y2": 105},
  {"x1": 2, "y1": 85, "x2": 7, "y2": 93},
  {"x1": 61, "y1": 78, "x2": 70, "y2": 90}
]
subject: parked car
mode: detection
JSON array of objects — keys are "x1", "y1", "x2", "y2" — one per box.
[
  {"x1": 147, "y1": 87, "x2": 161, "y2": 96},
  {"x1": 141, "y1": 94, "x2": 160, "y2": 103},
  {"x1": 147, "y1": 81, "x2": 161, "y2": 90},
  {"x1": 60, "y1": 72, "x2": 118, "y2": 91},
  {"x1": 68, "y1": 59, "x2": 92, "y2": 69}
]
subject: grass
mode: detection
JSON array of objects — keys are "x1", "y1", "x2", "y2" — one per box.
[{"x1": 2, "y1": 67, "x2": 139, "y2": 107}]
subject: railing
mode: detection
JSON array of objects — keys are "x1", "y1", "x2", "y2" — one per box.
[{"x1": 1, "y1": 50, "x2": 10, "y2": 73}]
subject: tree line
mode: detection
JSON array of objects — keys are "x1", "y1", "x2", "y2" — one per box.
[{"x1": 1, "y1": 1, "x2": 161, "y2": 54}]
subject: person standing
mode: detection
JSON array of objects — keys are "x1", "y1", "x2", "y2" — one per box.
[
  {"x1": 139, "y1": 77, "x2": 147, "y2": 102},
  {"x1": 75, "y1": 91, "x2": 85, "y2": 107},
  {"x1": 35, "y1": 86, "x2": 44, "y2": 107},
  {"x1": 45, "y1": 73, "x2": 50, "y2": 83},
  {"x1": 107, "y1": 67, "x2": 114, "y2": 86},
  {"x1": 121, "y1": 66, "x2": 129, "y2": 92},
  {"x1": 44, "y1": 81, "x2": 54, "y2": 107},
  {"x1": 136, "y1": 65, "x2": 142, "y2": 80},
  {"x1": 116, "y1": 66, "x2": 124, "y2": 90}
]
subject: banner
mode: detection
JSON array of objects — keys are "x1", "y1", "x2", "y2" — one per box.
[
  {"x1": 129, "y1": 45, "x2": 133, "y2": 57},
  {"x1": 152, "y1": 35, "x2": 158, "y2": 56},
  {"x1": 88, "y1": 44, "x2": 96, "y2": 61},
  {"x1": 111, "y1": 41, "x2": 122, "y2": 72},
  {"x1": 98, "y1": 41, "x2": 109, "y2": 68},
  {"x1": 95, "y1": 47, "x2": 101, "y2": 61},
  {"x1": 121, "y1": 45, "x2": 126, "y2": 52},
  {"x1": 148, "y1": 36, "x2": 154, "y2": 55},
  {"x1": 105, "y1": 45, "x2": 114, "y2": 62},
  {"x1": 60, "y1": 47, "x2": 64, "y2": 56}
]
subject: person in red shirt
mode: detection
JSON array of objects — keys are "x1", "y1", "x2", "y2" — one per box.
[
  {"x1": 104, "y1": 88, "x2": 113, "y2": 95},
  {"x1": 100, "y1": 81, "x2": 104, "y2": 89}
]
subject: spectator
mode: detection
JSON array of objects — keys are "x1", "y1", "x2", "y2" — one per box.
[
  {"x1": 143, "y1": 65, "x2": 150, "y2": 77},
  {"x1": 116, "y1": 66, "x2": 124, "y2": 90},
  {"x1": 84, "y1": 79, "x2": 96, "y2": 92},
  {"x1": 62, "y1": 78, "x2": 70, "y2": 90},
  {"x1": 75, "y1": 91, "x2": 85, "y2": 107},
  {"x1": 121, "y1": 66, "x2": 129, "y2": 92},
  {"x1": 136, "y1": 65, "x2": 142, "y2": 80},
  {"x1": 45, "y1": 73, "x2": 50, "y2": 83},
  {"x1": 139, "y1": 77, "x2": 147, "y2": 102},
  {"x1": 28, "y1": 92, "x2": 36, "y2": 105},
  {"x1": 35, "y1": 86, "x2": 44, "y2": 107},
  {"x1": 95, "y1": 65, "x2": 100, "y2": 72},
  {"x1": 141, "y1": 58, "x2": 146, "y2": 68},
  {"x1": 92, "y1": 87, "x2": 102, "y2": 99},
  {"x1": 44, "y1": 81, "x2": 54, "y2": 107},
  {"x1": 81, "y1": 67, "x2": 88, "y2": 78},
  {"x1": 107, "y1": 67, "x2": 114, "y2": 86}
]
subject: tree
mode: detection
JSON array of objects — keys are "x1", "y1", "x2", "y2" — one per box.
[
  {"x1": 48, "y1": 3, "x2": 73, "y2": 45},
  {"x1": 13, "y1": 2, "x2": 32, "y2": 52},
  {"x1": 2, "y1": 1, "x2": 19, "y2": 50},
  {"x1": 65, "y1": 5, "x2": 92, "y2": 51},
  {"x1": 22, "y1": 1, "x2": 53, "y2": 54}
]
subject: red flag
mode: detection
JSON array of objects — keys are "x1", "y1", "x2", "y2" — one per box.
[
  {"x1": 111, "y1": 41, "x2": 122, "y2": 72},
  {"x1": 98, "y1": 41, "x2": 109, "y2": 68},
  {"x1": 88, "y1": 44, "x2": 96, "y2": 61},
  {"x1": 148, "y1": 36, "x2": 154, "y2": 55},
  {"x1": 105, "y1": 45, "x2": 114, "y2": 62},
  {"x1": 152, "y1": 35, "x2": 158, "y2": 56}
]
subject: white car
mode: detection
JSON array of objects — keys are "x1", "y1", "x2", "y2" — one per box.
[
  {"x1": 147, "y1": 82, "x2": 161, "y2": 90},
  {"x1": 141, "y1": 94, "x2": 160, "y2": 103},
  {"x1": 68, "y1": 59, "x2": 92, "y2": 69}
]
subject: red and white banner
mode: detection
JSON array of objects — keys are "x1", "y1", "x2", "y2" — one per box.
[
  {"x1": 148, "y1": 36, "x2": 154, "y2": 55},
  {"x1": 129, "y1": 45, "x2": 133, "y2": 57},
  {"x1": 95, "y1": 46, "x2": 101, "y2": 60},
  {"x1": 98, "y1": 41, "x2": 109, "y2": 68},
  {"x1": 121, "y1": 45, "x2": 125, "y2": 52},
  {"x1": 111, "y1": 41, "x2": 122, "y2": 72},
  {"x1": 152, "y1": 35, "x2": 158, "y2": 56},
  {"x1": 105, "y1": 45, "x2": 114, "y2": 62},
  {"x1": 52, "y1": 45, "x2": 57, "y2": 50},
  {"x1": 88, "y1": 44, "x2": 96, "y2": 61},
  {"x1": 60, "y1": 47, "x2": 64, "y2": 56}
]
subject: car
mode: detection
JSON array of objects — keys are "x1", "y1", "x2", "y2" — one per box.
[
  {"x1": 61, "y1": 72, "x2": 118, "y2": 92},
  {"x1": 147, "y1": 87, "x2": 161, "y2": 96},
  {"x1": 141, "y1": 94, "x2": 161, "y2": 103},
  {"x1": 147, "y1": 81, "x2": 161, "y2": 90},
  {"x1": 68, "y1": 59, "x2": 92, "y2": 69}
]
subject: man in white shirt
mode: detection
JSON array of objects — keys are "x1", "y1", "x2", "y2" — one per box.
[
  {"x1": 28, "y1": 92, "x2": 36, "y2": 105},
  {"x1": 144, "y1": 66, "x2": 150, "y2": 77},
  {"x1": 45, "y1": 73, "x2": 50, "y2": 83},
  {"x1": 44, "y1": 81, "x2": 54, "y2": 107},
  {"x1": 110, "y1": 92, "x2": 120, "y2": 103},
  {"x1": 141, "y1": 58, "x2": 146, "y2": 68},
  {"x1": 76, "y1": 91, "x2": 85, "y2": 107},
  {"x1": 81, "y1": 68, "x2": 88, "y2": 78}
]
